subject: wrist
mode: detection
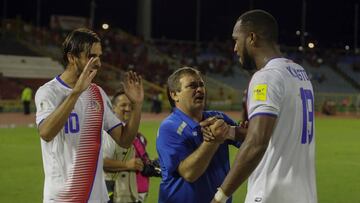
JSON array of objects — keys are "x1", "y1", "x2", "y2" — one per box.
[
  {"x1": 214, "y1": 187, "x2": 229, "y2": 203},
  {"x1": 70, "y1": 89, "x2": 82, "y2": 97},
  {"x1": 203, "y1": 140, "x2": 220, "y2": 146},
  {"x1": 132, "y1": 101, "x2": 143, "y2": 108},
  {"x1": 227, "y1": 126, "x2": 235, "y2": 140}
]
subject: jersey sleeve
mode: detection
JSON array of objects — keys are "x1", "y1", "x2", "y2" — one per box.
[
  {"x1": 35, "y1": 86, "x2": 57, "y2": 126},
  {"x1": 156, "y1": 121, "x2": 191, "y2": 176},
  {"x1": 98, "y1": 87, "x2": 124, "y2": 132},
  {"x1": 247, "y1": 69, "x2": 284, "y2": 120}
]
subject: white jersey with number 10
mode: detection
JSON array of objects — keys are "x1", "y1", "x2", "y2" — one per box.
[{"x1": 35, "y1": 76, "x2": 123, "y2": 203}]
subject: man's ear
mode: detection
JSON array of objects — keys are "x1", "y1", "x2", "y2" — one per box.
[
  {"x1": 67, "y1": 53, "x2": 76, "y2": 65},
  {"x1": 248, "y1": 32, "x2": 258, "y2": 46},
  {"x1": 170, "y1": 91, "x2": 179, "y2": 103}
]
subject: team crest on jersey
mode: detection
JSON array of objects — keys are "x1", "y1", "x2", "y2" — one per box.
[
  {"x1": 253, "y1": 84, "x2": 267, "y2": 101},
  {"x1": 39, "y1": 100, "x2": 50, "y2": 111},
  {"x1": 90, "y1": 100, "x2": 101, "y2": 112}
]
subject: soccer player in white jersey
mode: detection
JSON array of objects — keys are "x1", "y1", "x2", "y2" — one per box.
[
  {"x1": 211, "y1": 10, "x2": 317, "y2": 203},
  {"x1": 35, "y1": 28, "x2": 144, "y2": 203}
]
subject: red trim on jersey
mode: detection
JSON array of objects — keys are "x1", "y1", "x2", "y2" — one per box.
[{"x1": 56, "y1": 84, "x2": 104, "y2": 203}]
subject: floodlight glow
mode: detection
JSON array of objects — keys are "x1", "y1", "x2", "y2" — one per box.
[
  {"x1": 308, "y1": 42, "x2": 315, "y2": 49},
  {"x1": 102, "y1": 23, "x2": 109, "y2": 30}
]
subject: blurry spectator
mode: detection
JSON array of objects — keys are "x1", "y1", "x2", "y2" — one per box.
[
  {"x1": 104, "y1": 90, "x2": 160, "y2": 203},
  {"x1": 150, "y1": 91, "x2": 162, "y2": 114},
  {"x1": 21, "y1": 85, "x2": 32, "y2": 115},
  {"x1": 103, "y1": 91, "x2": 144, "y2": 203},
  {"x1": 322, "y1": 100, "x2": 336, "y2": 116},
  {"x1": 218, "y1": 87, "x2": 225, "y2": 100},
  {"x1": 341, "y1": 97, "x2": 351, "y2": 115}
]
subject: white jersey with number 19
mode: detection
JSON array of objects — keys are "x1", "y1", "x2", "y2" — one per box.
[
  {"x1": 35, "y1": 76, "x2": 123, "y2": 203},
  {"x1": 246, "y1": 58, "x2": 317, "y2": 203}
]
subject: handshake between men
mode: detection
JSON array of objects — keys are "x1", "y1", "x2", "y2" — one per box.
[{"x1": 200, "y1": 117, "x2": 248, "y2": 144}]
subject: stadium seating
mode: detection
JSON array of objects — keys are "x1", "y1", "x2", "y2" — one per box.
[
  {"x1": 337, "y1": 55, "x2": 360, "y2": 85},
  {"x1": 302, "y1": 62, "x2": 358, "y2": 93},
  {"x1": 0, "y1": 55, "x2": 63, "y2": 79}
]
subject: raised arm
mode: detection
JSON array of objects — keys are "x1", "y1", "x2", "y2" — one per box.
[
  {"x1": 109, "y1": 71, "x2": 144, "y2": 148},
  {"x1": 38, "y1": 57, "x2": 98, "y2": 142}
]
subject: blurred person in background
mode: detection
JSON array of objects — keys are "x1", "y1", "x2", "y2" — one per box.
[
  {"x1": 35, "y1": 28, "x2": 143, "y2": 203},
  {"x1": 103, "y1": 89, "x2": 161, "y2": 203},
  {"x1": 211, "y1": 10, "x2": 317, "y2": 203},
  {"x1": 21, "y1": 85, "x2": 32, "y2": 115}
]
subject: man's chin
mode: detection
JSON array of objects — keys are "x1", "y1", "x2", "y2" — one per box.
[{"x1": 193, "y1": 102, "x2": 205, "y2": 110}]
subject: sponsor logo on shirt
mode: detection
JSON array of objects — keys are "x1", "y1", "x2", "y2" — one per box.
[
  {"x1": 253, "y1": 84, "x2": 267, "y2": 101},
  {"x1": 90, "y1": 100, "x2": 101, "y2": 112}
]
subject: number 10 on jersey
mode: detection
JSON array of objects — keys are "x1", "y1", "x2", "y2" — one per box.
[
  {"x1": 64, "y1": 112, "x2": 80, "y2": 134},
  {"x1": 300, "y1": 88, "x2": 314, "y2": 144}
]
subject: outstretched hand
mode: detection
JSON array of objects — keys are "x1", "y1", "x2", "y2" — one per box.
[
  {"x1": 73, "y1": 57, "x2": 98, "y2": 93},
  {"x1": 122, "y1": 71, "x2": 144, "y2": 105}
]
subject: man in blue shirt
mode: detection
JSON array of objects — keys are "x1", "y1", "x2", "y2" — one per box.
[{"x1": 156, "y1": 67, "x2": 246, "y2": 203}]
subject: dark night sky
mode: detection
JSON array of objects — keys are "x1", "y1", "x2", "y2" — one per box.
[{"x1": 2, "y1": 0, "x2": 359, "y2": 49}]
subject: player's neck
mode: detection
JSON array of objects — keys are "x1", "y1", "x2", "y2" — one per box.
[
  {"x1": 60, "y1": 66, "x2": 79, "y2": 88},
  {"x1": 255, "y1": 45, "x2": 282, "y2": 70}
]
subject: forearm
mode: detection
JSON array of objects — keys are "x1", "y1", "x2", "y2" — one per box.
[
  {"x1": 221, "y1": 141, "x2": 267, "y2": 196},
  {"x1": 219, "y1": 116, "x2": 275, "y2": 197},
  {"x1": 103, "y1": 158, "x2": 131, "y2": 172},
  {"x1": 117, "y1": 103, "x2": 142, "y2": 148},
  {"x1": 178, "y1": 141, "x2": 220, "y2": 182},
  {"x1": 234, "y1": 126, "x2": 247, "y2": 142},
  {"x1": 39, "y1": 91, "x2": 81, "y2": 142}
]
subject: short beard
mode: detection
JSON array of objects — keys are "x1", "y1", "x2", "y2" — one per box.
[{"x1": 241, "y1": 44, "x2": 257, "y2": 74}]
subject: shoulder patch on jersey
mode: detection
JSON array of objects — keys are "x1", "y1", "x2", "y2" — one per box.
[
  {"x1": 253, "y1": 84, "x2": 267, "y2": 101},
  {"x1": 39, "y1": 99, "x2": 51, "y2": 111},
  {"x1": 176, "y1": 121, "x2": 187, "y2": 136}
]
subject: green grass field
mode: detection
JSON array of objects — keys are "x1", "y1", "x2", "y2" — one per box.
[{"x1": 0, "y1": 117, "x2": 359, "y2": 203}]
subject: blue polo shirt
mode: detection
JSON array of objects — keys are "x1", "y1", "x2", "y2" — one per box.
[{"x1": 156, "y1": 108, "x2": 241, "y2": 203}]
